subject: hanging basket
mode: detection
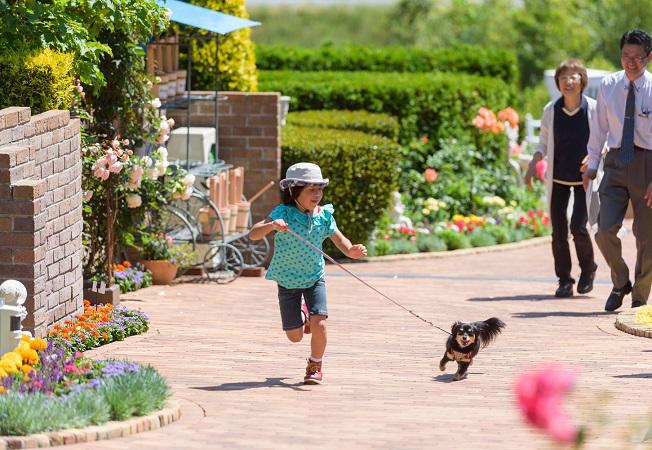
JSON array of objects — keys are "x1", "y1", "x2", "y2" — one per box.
[{"x1": 141, "y1": 260, "x2": 178, "y2": 285}]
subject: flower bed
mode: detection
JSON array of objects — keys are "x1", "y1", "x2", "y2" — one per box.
[
  {"x1": 0, "y1": 336, "x2": 169, "y2": 436},
  {"x1": 369, "y1": 207, "x2": 550, "y2": 256},
  {"x1": 112, "y1": 261, "x2": 153, "y2": 293},
  {"x1": 635, "y1": 305, "x2": 652, "y2": 327},
  {"x1": 47, "y1": 301, "x2": 149, "y2": 352}
]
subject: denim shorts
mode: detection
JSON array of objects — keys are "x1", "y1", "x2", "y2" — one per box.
[{"x1": 277, "y1": 278, "x2": 328, "y2": 330}]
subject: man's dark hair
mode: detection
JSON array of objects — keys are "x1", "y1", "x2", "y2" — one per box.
[{"x1": 620, "y1": 29, "x2": 652, "y2": 54}]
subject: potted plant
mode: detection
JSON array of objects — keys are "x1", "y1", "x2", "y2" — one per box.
[{"x1": 140, "y1": 233, "x2": 178, "y2": 285}]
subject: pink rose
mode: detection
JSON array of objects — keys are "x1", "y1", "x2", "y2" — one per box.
[
  {"x1": 424, "y1": 168, "x2": 438, "y2": 183},
  {"x1": 535, "y1": 160, "x2": 548, "y2": 181},
  {"x1": 515, "y1": 364, "x2": 578, "y2": 445}
]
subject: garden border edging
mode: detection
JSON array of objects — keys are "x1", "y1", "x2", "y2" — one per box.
[
  {"x1": 615, "y1": 309, "x2": 652, "y2": 339},
  {"x1": 361, "y1": 235, "x2": 551, "y2": 262},
  {"x1": 0, "y1": 399, "x2": 180, "y2": 449}
]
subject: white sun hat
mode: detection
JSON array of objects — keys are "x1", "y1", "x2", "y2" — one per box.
[{"x1": 279, "y1": 162, "x2": 329, "y2": 190}]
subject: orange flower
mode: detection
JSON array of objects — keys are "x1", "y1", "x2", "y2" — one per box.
[
  {"x1": 123, "y1": 261, "x2": 132, "y2": 267},
  {"x1": 424, "y1": 168, "x2": 438, "y2": 183},
  {"x1": 0, "y1": 386, "x2": 5, "y2": 394}
]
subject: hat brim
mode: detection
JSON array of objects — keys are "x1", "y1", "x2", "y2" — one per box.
[{"x1": 279, "y1": 178, "x2": 329, "y2": 190}]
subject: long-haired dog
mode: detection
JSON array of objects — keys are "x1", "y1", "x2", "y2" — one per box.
[{"x1": 439, "y1": 317, "x2": 505, "y2": 381}]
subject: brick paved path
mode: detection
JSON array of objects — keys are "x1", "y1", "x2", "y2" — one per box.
[{"x1": 71, "y1": 226, "x2": 651, "y2": 449}]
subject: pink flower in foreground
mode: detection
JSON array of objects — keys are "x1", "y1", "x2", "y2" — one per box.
[
  {"x1": 510, "y1": 143, "x2": 524, "y2": 157},
  {"x1": 515, "y1": 364, "x2": 579, "y2": 445},
  {"x1": 424, "y1": 168, "x2": 438, "y2": 183},
  {"x1": 535, "y1": 160, "x2": 547, "y2": 181}
]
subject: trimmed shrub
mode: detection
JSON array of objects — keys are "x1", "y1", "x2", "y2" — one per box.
[
  {"x1": 286, "y1": 110, "x2": 399, "y2": 140},
  {"x1": 388, "y1": 239, "x2": 419, "y2": 255},
  {"x1": 0, "y1": 49, "x2": 74, "y2": 113},
  {"x1": 184, "y1": 0, "x2": 257, "y2": 91},
  {"x1": 282, "y1": 125, "x2": 400, "y2": 252},
  {"x1": 256, "y1": 45, "x2": 519, "y2": 84},
  {"x1": 260, "y1": 70, "x2": 514, "y2": 143}
]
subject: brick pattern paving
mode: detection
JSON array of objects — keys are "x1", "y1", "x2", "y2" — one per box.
[{"x1": 65, "y1": 225, "x2": 650, "y2": 449}]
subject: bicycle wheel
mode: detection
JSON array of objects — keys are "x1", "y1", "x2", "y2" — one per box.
[
  {"x1": 232, "y1": 235, "x2": 270, "y2": 268},
  {"x1": 163, "y1": 206, "x2": 198, "y2": 250},
  {"x1": 174, "y1": 190, "x2": 225, "y2": 242},
  {"x1": 202, "y1": 243, "x2": 244, "y2": 284}
]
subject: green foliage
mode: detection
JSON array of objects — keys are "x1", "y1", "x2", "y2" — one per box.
[
  {"x1": 99, "y1": 367, "x2": 170, "y2": 420},
  {"x1": 0, "y1": 50, "x2": 74, "y2": 114},
  {"x1": 388, "y1": 239, "x2": 419, "y2": 254},
  {"x1": 286, "y1": 110, "x2": 399, "y2": 141},
  {"x1": 0, "y1": 369, "x2": 169, "y2": 436},
  {"x1": 182, "y1": 0, "x2": 257, "y2": 91},
  {"x1": 0, "y1": 0, "x2": 167, "y2": 88},
  {"x1": 438, "y1": 229, "x2": 471, "y2": 250},
  {"x1": 469, "y1": 229, "x2": 498, "y2": 247},
  {"x1": 518, "y1": 83, "x2": 551, "y2": 116},
  {"x1": 401, "y1": 138, "x2": 519, "y2": 221},
  {"x1": 281, "y1": 125, "x2": 400, "y2": 252},
  {"x1": 260, "y1": 70, "x2": 514, "y2": 144},
  {"x1": 416, "y1": 234, "x2": 447, "y2": 252},
  {"x1": 256, "y1": 45, "x2": 519, "y2": 83},
  {"x1": 369, "y1": 239, "x2": 391, "y2": 257},
  {"x1": 250, "y1": 4, "x2": 396, "y2": 47},
  {"x1": 483, "y1": 224, "x2": 511, "y2": 245}
]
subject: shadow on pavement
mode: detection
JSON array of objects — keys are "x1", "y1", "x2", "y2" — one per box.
[
  {"x1": 191, "y1": 377, "x2": 307, "y2": 392},
  {"x1": 612, "y1": 373, "x2": 652, "y2": 379},
  {"x1": 512, "y1": 311, "x2": 614, "y2": 318},
  {"x1": 467, "y1": 294, "x2": 592, "y2": 302},
  {"x1": 432, "y1": 373, "x2": 484, "y2": 383}
]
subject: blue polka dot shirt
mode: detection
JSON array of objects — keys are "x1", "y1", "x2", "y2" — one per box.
[{"x1": 265, "y1": 203, "x2": 337, "y2": 289}]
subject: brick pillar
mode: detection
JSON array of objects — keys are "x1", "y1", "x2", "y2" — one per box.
[{"x1": 0, "y1": 107, "x2": 83, "y2": 337}]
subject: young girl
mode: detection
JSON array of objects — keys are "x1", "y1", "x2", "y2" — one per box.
[
  {"x1": 249, "y1": 162, "x2": 367, "y2": 385},
  {"x1": 524, "y1": 58, "x2": 598, "y2": 298}
]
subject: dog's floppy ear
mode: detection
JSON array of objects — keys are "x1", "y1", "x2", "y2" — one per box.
[{"x1": 451, "y1": 321, "x2": 462, "y2": 334}]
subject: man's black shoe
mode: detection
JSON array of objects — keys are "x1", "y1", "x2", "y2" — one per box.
[
  {"x1": 577, "y1": 265, "x2": 597, "y2": 294},
  {"x1": 604, "y1": 281, "x2": 632, "y2": 311},
  {"x1": 555, "y1": 280, "x2": 574, "y2": 298},
  {"x1": 632, "y1": 300, "x2": 646, "y2": 308}
]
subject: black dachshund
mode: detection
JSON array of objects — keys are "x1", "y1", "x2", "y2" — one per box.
[{"x1": 439, "y1": 318, "x2": 505, "y2": 381}]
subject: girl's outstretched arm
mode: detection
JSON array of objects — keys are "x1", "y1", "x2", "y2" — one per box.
[
  {"x1": 330, "y1": 230, "x2": 367, "y2": 259},
  {"x1": 249, "y1": 218, "x2": 287, "y2": 241}
]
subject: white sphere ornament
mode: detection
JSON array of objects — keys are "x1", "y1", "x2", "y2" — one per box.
[{"x1": 0, "y1": 280, "x2": 28, "y2": 306}]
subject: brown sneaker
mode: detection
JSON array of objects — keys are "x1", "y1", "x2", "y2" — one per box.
[{"x1": 304, "y1": 359, "x2": 322, "y2": 385}]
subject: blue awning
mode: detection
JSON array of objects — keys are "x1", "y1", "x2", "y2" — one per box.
[{"x1": 156, "y1": 0, "x2": 261, "y2": 34}]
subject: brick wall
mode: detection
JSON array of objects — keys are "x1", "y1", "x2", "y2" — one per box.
[
  {"x1": 0, "y1": 107, "x2": 83, "y2": 337},
  {"x1": 166, "y1": 91, "x2": 281, "y2": 221}
]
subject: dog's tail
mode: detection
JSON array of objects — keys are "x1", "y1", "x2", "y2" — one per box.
[{"x1": 477, "y1": 317, "x2": 505, "y2": 348}]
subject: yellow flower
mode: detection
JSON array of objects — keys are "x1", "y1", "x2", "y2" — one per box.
[
  {"x1": 20, "y1": 335, "x2": 30, "y2": 342},
  {"x1": 21, "y1": 364, "x2": 33, "y2": 374},
  {"x1": 0, "y1": 368, "x2": 7, "y2": 379},
  {"x1": 30, "y1": 338, "x2": 47, "y2": 351}
]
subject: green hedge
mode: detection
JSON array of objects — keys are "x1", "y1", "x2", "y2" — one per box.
[
  {"x1": 286, "y1": 110, "x2": 399, "y2": 141},
  {"x1": 262, "y1": 70, "x2": 515, "y2": 143},
  {"x1": 256, "y1": 44, "x2": 519, "y2": 84},
  {"x1": 0, "y1": 49, "x2": 74, "y2": 114},
  {"x1": 282, "y1": 125, "x2": 400, "y2": 251}
]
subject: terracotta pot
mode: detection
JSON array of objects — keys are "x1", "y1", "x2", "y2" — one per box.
[{"x1": 141, "y1": 260, "x2": 178, "y2": 285}]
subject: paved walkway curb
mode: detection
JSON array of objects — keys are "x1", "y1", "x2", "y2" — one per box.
[
  {"x1": 360, "y1": 235, "x2": 551, "y2": 262},
  {"x1": 615, "y1": 309, "x2": 652, "y2": 338},
  {"x1": 0, "y1": 400, "x2": 180, "y2": 449}
]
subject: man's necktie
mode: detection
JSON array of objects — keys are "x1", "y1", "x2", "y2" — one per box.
[{"x1": 620, "y1": 80, "x2": 636, "y2": 165}]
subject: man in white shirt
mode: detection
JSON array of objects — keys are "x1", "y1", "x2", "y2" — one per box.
[{"x1": 584, "y1": 29, "x2": 652, "y2": 311}]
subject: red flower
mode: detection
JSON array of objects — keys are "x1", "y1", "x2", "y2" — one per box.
[
  {"x1": 419, "y1": 136, "x2": 429, "y2": 144},
  {"x1": 424, "y1": 168, "x2": 438, "y2": 183},
  {"x1": 515, "y1": 364, "x2": 579, "y2": 444}
]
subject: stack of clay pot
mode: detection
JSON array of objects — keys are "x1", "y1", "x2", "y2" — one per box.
[
  {"x1": 203, "y1": 167, "x2": 249, "y2": 238},
  {"x1": 146, "y1": 34, "x2": 187, "y2": 101}
]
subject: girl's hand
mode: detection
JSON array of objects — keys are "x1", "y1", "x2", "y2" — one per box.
[
  {"x1": 348, "y1": 244, "x2": 367, "y2": 259},
  {"x1": 271, "y1": 219, "x2": 288, "y2": 232}
]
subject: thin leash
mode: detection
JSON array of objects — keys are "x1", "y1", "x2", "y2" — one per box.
[{"x1": 285, "y1": 228, "x2": 451, "y2": 335}]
